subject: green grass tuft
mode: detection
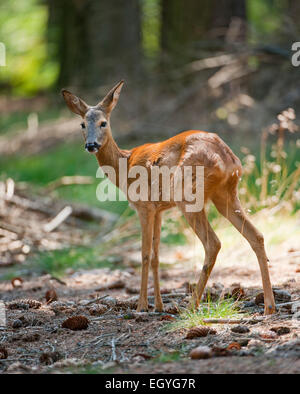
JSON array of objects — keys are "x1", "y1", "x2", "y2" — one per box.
[
  {"x1": 167, "y1": 298, "x2": 243, "y2": 331},
  {"x1": 152, "y1": 350, "x2": 182, "y2": 363}
]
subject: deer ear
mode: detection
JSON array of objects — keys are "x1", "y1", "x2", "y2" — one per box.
[
  {"x1": 98, "y1": 80, "x2": 124, "y2": 114},
  {"x1": 61, "y1": 89, "x2": 89, "y2": 117}
]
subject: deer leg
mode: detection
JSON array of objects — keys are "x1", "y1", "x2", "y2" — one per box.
[
  {"x1": 178, "y1": 205, "x2": 221, "y2": 307},
  {"x1": 137, "y1": 208, "x2": 155, "y2": 312},
  {"x1": 213, "y1": 195, "x2": 275, "y2": 315},
  {"x1": 151, "y1": 211, "x2": 163, "y2": 312}
]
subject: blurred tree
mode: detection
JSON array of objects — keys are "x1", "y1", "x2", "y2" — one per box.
[
  {"x1": 160, "y1": 0, "x2": 247, "y2": 68},
  {"x1": 212, "y1": 0, "x2": 247, "y2": 42},
  {"x1": 0, "y1": 0, "x2": 58, "y2": 95},
  {"x1": 289, "y1": 0, "x2": 300, "y2": 31},
  {"x1": 160, "y1": 0, "x2": 211, "y2": 65},
  {"x1": 48, "y1": 0, "x2": 143, "y2": 90}
]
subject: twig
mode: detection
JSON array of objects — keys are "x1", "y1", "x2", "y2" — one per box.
[
  {"x1": 49, "y1": 276, "x2": 67, "y2": 286},
  {"x1": 45, "y1": 176, "x2": 94, "y2": 192},
  {"x1": 43, "y1": 206, "x2": 73, "y2": 232},
  {"x1": 110, "y1": 338, "x2": 117, "y2": 361},
  {"x1": 5, "y1": 178, "x2": 15, "y2": 199},
  {"x1": 0, "y1": 220, "x2": 24, "y2": 236},
  {"x1": 85, "y1": 295, "x2": 110, "y2": 306},
  {"x1": 201, "y1": 317, "x2": 263, "y2": 324}
]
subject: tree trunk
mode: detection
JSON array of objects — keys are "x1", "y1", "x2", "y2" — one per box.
[
  {"x1": 160, "y1": 0, "x2": 211, "y2": 66},
  {"x1": 48, "y1": 0, "x2": 142, "y2": 90},
  {"x1": 211, "y1": 0, "x2": 247, "y2": 43},
  {"x1": 160, "y1": 0, "x2": 247, "y2": 68},
  {"x1": 289, "y1": 0, "x2": 300, "y2": 31}
]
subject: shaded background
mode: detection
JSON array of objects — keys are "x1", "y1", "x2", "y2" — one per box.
[
  {"x1": 0, "y1": 0, "x2": 299, "y2": 272},
  {"x1": 0, "y1": 0, "x2": 300, "y2": 142}
]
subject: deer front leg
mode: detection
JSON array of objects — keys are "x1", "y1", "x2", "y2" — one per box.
[
  {"x1": 137, "y1": 208, "x2": 155, "y2": 312},
  {"x1": 151, "y1": 212, "x2": 163, "y2": 312}
]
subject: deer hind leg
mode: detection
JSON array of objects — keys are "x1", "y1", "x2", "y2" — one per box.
[
  {"x1": 151, "y1": 211, "x2": 163, "y2": 312},
  {"x1": 212, "y1": 193, "x2": 275, "y2": 315},
  {"x1": 137, "y1": 207, "x2": 155, "y2": 312},
  {"x1": 177, "y1": 204, "x2": 221, "y2": 307}
]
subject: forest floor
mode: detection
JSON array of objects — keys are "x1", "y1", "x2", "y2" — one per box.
[
  {"x1": 0, "y1": 208, "x2": 299, "y2": 374},
  {"x1": 0, "y1": 112, "x2": 299, "y2": 374}
]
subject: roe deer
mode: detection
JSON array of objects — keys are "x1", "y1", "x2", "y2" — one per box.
[{"x1": 61, "y1": 80, "x2": 276, "y2": 315}]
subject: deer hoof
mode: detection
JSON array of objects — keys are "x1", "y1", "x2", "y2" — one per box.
[
  {"x1": 136, "y1": 302, "x2": 148, "y2": 313},
  {"x1": 264, "y1": 304, "x2": 276, "y2": 315}
]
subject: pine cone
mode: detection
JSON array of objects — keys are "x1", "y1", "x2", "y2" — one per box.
[
  {"x1": 88, "y1": 304, "x2": 107, "y2": 316},
  {"x1": 189, "y1": 346, "x2": 212, "y2": 359},
  {"x1": 0, "y1": 347, "x2": 8, "y2": 359},
  {"x1": 40, "y1": 351, "x2": 62, "y2": 365},
  {"x1": 255, "y1": 292, "x2": 265, "y2": 305},
  {"x1": 45, "y1": 289, "x2": 58, "y2": 303},
  {"x1": 186, "y1": 326, "x2": 216, "y2": 339},
  {"x1": 8, "y1": 299, "x2": 41, "y2": 310},
  {"x1": 227, "y1": 342, "x2": 241, "y2": 351},
  {"x1": 231, "y1": 286, "x2": 245, "y2": 299},
  {"x1": 62, "y1": 316, "x2": 89, "y2": 330}
]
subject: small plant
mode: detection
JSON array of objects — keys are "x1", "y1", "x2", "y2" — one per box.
[
  {"x1": 239, "y1": 108, "x2": 299, "y2": 213},
  {"x1": 167, "y1": 297, "x2": 243, "y2": 331},
  {"x1": 152, "y1": 350, "x2": 182, "y2": 363}
]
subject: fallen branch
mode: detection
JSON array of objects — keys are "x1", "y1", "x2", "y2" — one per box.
[
  {"x1": 3, "y1": 191, "x2": 117, "y2": 224},
  {"x1": 202, "y1": 317, "x2": 264, "y2": 324},
  {"x1": 45, "y1": 176, "x2": 94, "y2": 192},
  {"x1": 43, "y1": 206, "x2": 73, "y2": 232},
  {"x1": 0, "y1": 220, "x2": 24, "y2": 236},
  {"x1": 202, "y1": 318, "x2": 245, "y2": 324},
  {"x1": 110, "y1": 338, "x2": 117, "y2": 361}
]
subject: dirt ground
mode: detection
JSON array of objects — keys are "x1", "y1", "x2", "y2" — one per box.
[{"x1": 0, "y1": 248, "x2": 299, "y2": 374}]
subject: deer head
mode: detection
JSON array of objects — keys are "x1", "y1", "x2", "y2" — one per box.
[{"x1": 61, "y1": 80, "x2": 124, "y2": 153}]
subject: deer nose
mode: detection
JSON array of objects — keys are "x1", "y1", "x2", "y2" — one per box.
[{"x1": 85, "y1": 142, "x2": 100, "y2": 153}]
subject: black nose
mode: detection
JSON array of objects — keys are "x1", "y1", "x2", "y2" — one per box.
[{"x1": 85, "y1": 142, "x2": 100, "y2": 152}]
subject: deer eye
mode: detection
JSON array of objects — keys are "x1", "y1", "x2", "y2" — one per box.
[
  {"x1": 81, "y1": 122, "x2": 85, "y2": 129},
  {"x1": 100, "y1": 121, "x2": 107, "y2": 128}
]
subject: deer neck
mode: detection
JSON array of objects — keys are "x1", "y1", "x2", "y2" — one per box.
[{"x1": 95, "y1": 131, "x2": 130, "y2": 186}]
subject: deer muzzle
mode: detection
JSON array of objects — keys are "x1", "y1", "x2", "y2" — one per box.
[{"x1": 85, "y1": 142, "x2": 100, "y2": 153}]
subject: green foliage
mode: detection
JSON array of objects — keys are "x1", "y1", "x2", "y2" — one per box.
[
  {"x1": 0, "y1": 140, "x2": 128, "y2": 214},
  {"x1": 141, "y1": 0, "x2": 161, "y2": 59},
  {"x1": 0, "y1": 0, "x2": 58, "y2": 95},
  {"x1": 167, "y1": 298, "x2": 243, "y2": 331},
  {"x1": 31, "y1": 246, "x2": 120, "y2": 278},
  {"x1": 247, "y1": 0, "x2": 289, "y2": 42},
  {"x1": 152, "y1": 350, "x2": 182, "y2": 363},
  {"x1": 0, "y1": 108, "x2": 63, "y2": 136},
  {"x1": 161, "y1": 218, "x2": 187, "y2": 245},
  {"x1": 239, "y1": 140, "x2": 300, "y2": 213}
]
